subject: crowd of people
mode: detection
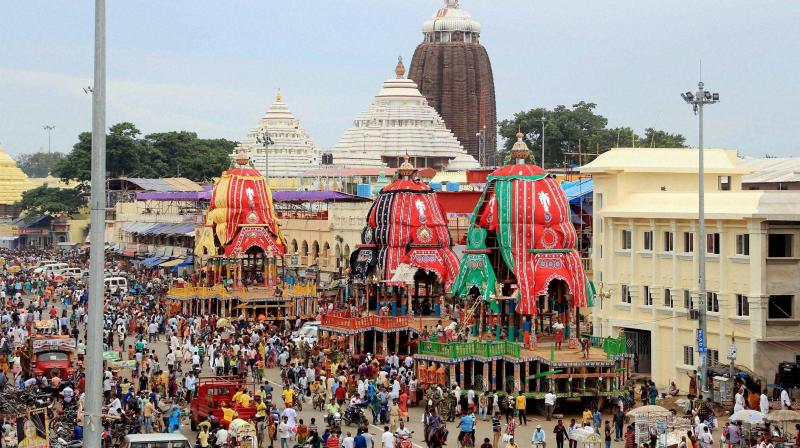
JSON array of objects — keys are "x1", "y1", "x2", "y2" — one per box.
[{"x1": 0, "y1": 247, "x2": 798, "y2": 448}]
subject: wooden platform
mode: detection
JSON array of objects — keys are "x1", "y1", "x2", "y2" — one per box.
[{"x1": 408, "y1": 316, "x2": 612, "y2": 364}]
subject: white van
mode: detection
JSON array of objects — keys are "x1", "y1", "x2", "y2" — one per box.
[
  {"x1": 61, "y1": 267, "x2": 84, "y2": 278},
  {"x1": 123, "y1": 433, "x2": 191, "y2": 448},
  {"x1": 41, "y1": 263, "x2": 70, "y2": 276},
  {"x1": 104, "y1": 277, "x2": 128, "y2": 294}
]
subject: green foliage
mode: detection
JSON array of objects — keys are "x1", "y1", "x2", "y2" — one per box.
[
  {"x1": 498, "y1": 102, "x2": 686, "y2": 168},
  {"x1": 15, "y1": 185, "x2": 86, "y2": 216},
  {"x1": 15, "y1": 152, "x2": 66, "y2": 178},
  {"x1": 53, "y1": 122, "x2": 237, "y2": 182}
]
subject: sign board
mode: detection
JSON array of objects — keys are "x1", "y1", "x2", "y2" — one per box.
[
  {"x1": 103, "y1": 351, "x2": 120, "y2": 361},
  {"x1": 32, "y1": 338, "x2": 77, "y2": 353},
  {"x1": 291, "y1": 256, "x2": 298, "y2": 266},
  {"x1": 696, "y1": 329, "x2": 707, "y2": 353},
  {"x1": 110, "y1": 359, "x2": 137, "y2": 369},
  {"x1": 727, "y1": 343, "x2": 737, "y2": 361}
]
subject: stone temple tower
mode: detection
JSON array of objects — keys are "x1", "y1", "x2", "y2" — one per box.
[{"x1": 408, "y1": 0, "x2": 497, "y2": 165}]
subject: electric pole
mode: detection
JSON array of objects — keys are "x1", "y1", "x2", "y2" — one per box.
[
  {"x1": 681, "y1": 81, "x2": 720, "y2": 395},
  {"x1": 85, "y1": 1, "x2": 106, "y2": 447}
]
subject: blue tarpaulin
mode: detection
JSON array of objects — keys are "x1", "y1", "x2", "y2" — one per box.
[{"x1": 561, "y1": 178, "x2": 593, "y2": 204}]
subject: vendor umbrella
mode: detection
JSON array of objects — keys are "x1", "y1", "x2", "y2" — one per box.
[
  {"x1": 626, "y1": 405, "x2": 671, "y2": 417},
  {"x1": 216, "y1": 318, "x2": 231, "y2": 327},
  {"x1": 730, "y1": 409, "x2": 764, "y2": 425}
]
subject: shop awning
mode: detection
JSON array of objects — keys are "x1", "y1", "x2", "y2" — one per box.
[
  {"x1": 138, "y1": 256, "x2": 161, "y2": 265},
  {"x1": 142, "y1": 257, "x2": 166, "y2": 268},
  {"x1": 158, "y1": 258, "x2": 185, "y2": 268}
]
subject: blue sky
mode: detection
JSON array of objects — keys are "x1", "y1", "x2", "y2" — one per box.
[{"x1": 1, "y1": 0, "x2": 798, "y2": 158}]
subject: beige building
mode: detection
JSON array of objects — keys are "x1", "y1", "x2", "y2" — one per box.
[
  {"x1": 275, "y1": 194, "x2": 372, "y2": 286},
  {"x1": 583, "y1": 148, "x2": 800, "y2": 391}
]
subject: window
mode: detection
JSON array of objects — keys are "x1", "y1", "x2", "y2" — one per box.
[
  {"x1": 683, "y1": 232, "x2": 694, "y2": 253},
  {"x1": 706, "y1": 233, "x2": 721, "y2": 255},
  {"x1": 643, "y1": 231, "x2": 654, "y2": 251},
  {"x1": 735, "y1": 234, "x2": 750, "y2": 256},
  {"x1": 621, "y1": 230, "x2": 632, "y2": 250},
  {"x1": 663, "y1": 231, "x2": 674, "y2": 252},
  {"x1": 768, "y1": 234, "x2": 793, "y2": 257},
  {"x1": 684, "y1": 289, "x2": 694, "y2": 309},
  {"x1": 643, "y1": 286, "x2": 653, "y2": 306},
  {"x1": 683, "y1": 346, "x2": 694, "y2": 366},
  {"x1": 621, "y1": 284, "x2": 632, "y2": 304},
  {"x1": 768, "y1": 295, "x2": 793, "y2": 319},
  {"x1": 736, "y1": 294, "x2": 749, "y2": 317},
  {"x1": 707, "y1": 292, "x2": 719, "y2": 313},
  {"x1": 718, "y1": 176, "x2": 731, "y2": 191},
  {"x1": 708, "y1": 349, "x2": 720, "y2": 366},
  {"x1": 664, "y1": 288, "x2": 673, "y2": 307}
]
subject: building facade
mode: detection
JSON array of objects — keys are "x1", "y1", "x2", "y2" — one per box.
[{"x1": 584, "y1": 148, "x2": 800, "y2": 391}]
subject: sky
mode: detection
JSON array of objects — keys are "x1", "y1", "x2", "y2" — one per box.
[{"x1": 1, "y1": 0, "x2": 799, "y2": 159}]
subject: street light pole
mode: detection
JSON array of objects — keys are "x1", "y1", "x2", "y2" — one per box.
[
  {"x1": 43, "y1": 125, "x2": 55, "y2": 155},
  {"x1": 538, "y1": 117, "x2": 547, "y2": 168},
  {"x1": 258, "y1": 129, "x2": 274, "y2": 182},
  {"x1": 682, "y1": 81, "x2": 720, "y2": 395},
  {"x1": 85, "y1": 1, "x2": 106, "y2": 447}
]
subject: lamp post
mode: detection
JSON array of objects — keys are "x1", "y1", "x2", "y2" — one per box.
[
  {"x1": 85, "y1": 1, "x2": 106, "y2": 447},
  {"x1": 43, "y1": 125, "x2": 55, "y2": 155},
  {"x1": 476, "y1": 125, "x2": 486, "y2": 167},
  {"x1": 536, "y1": 117, "x2": 547, "y2": 168},
  {"x1": 257, "y1": 130, "x2": 274, "y2": 182},
  {"x1": 681, "y1": 81, "x2": 720, "y2": 394}
]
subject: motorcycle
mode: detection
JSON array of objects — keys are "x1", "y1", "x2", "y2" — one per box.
[
  {"x1": 396, "y1": 431, "x2": 415, "y2": 448},
  {"x1": 312, "y1": 392, "x2": 326, "y2": 411},
  {"x1": 327, "y1": 412, "x2": 342, "y2": 433},
  {"x1": 342, "y1": 405, "x2": 367, "y2": 427},
  {"x1": 54, "y1": 438, "x2": 83, "y2": 448}
]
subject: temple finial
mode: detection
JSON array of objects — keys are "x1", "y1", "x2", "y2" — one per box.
[{"x1": 395, "y1": 56, "x2": 406, "y2": 79}]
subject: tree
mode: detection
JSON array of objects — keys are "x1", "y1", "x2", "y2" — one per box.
[
  {"x1": 15, "y1": 185, "x2": 86, "y2": 216},
  {"x1": 53, "y1": 123, "x2": 237, "y2": 182},
  {"x1": 498, "y1": 102, "x2": 686, "y2": 167},
  {"x1": 15, "y1": 152, "x2": 66, "y2": 178}
]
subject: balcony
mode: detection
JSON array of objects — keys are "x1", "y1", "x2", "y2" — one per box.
[
  {"x1": 417, "y1": 340, "x2": 521, "y2": 359},
  {"x1": 320, "y1": 311, "x2": 411, "y2": 331}
]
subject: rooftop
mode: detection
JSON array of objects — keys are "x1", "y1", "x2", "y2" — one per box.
[
  {"x1": 580, "y1": 147, "x2": 752, "y2": 175},
  {"x1": 739, "y1": 157, "x2": 800, "y2": 184},
  {"x1": 599, "y1": 190, "x2": 800, "y2": 220}
]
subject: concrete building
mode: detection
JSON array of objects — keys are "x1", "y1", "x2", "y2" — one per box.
[
  {"x1": 236, "y1": 91, "x2": 321, "y2": 190},
  {"x1": 274, "y1": 191, "x2": 372, "y2": 287},
  {"x1": 583, "y1": 147, "x2": 800, "y2": 391}
]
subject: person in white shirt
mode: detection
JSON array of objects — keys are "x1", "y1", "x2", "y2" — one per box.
[
  {"x1": 467, "y1": 387, "x2": 476, "y2": 412},
  {"x1": 278, "y1": 416, "x2": 294, "y2": 448},
  {"x1": 780, "y1": 388, "x2": 792, "y2": 409},
  {"x1": 215, "y1": 427, "x2": 229, "y2": 447},
  {"x1": 362, "y1": 431, "x2": 375, "y2": 448},
  {"x1": 700, "y1": 427, "x2": 713, "y2": 448},
  {"x1": 343, "y1": 432, "x2": 355, "y2": 448},
  {"x1": 544, "y1": 392, "x2": 556, "y2": 421},
  {"x1": 734, "y1": 390, "x2": 745, "y2": 412},
  {"x1": 381, "y1": 427, "x2": 395, "y2": 448},
  {"x1": 760, "y1": 389, "x2": 770, "y2": 414},
  {"x1": 281, "y1": 407, "x2": 298, "y2": 426}
]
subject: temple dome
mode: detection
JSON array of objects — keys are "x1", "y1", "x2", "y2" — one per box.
[
  {"x1": 235, "y1": 91, "x2": 321, "y2": 180},
  {"x1": 422, "y1": 0, "x2": 481, "y2": 34},
  {"x1": 331, "y1": 59, "x2": 479, "y2": 171}
]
